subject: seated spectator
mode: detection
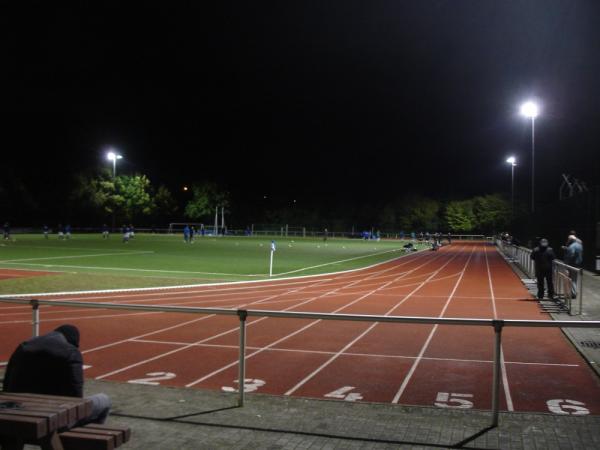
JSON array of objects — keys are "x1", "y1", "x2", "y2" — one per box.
[{"x1": 3, "y1": 324, "x2": 111, "y2": 427}]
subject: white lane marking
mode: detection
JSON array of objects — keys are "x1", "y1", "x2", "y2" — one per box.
[
  {"x1": 285, "y1": 248, "x2": 464, "y2": 396},
  {"x1": 0, "y1": 251, "x2": 154, "y2": 263},
  {"x1": 0, "y1": 247, "x2": 426, "y2": 298},
  {"x1": 392, "y1": 246, "x2": 475, "y2": 403},
  {"x1": 0, "y1": 311, "x2": 161, "y2": 325},
  {"x1": 485, "y1": 246, "x2": 514, "y2": 411},
  {"x1": 184, "y1": 251, "x2": 448, "y2": 388},
  {"x1": 92, "y1": 275, "x2": 345, "y2": 378},
  {"x1": 128, "y1": 339, "x2": 580, "y2": 367}
]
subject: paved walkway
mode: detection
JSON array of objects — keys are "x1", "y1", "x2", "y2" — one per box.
[{"x1": 80, "y1": 379, "x2": 600, "y2": 449}]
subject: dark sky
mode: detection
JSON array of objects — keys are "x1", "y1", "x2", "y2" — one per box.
[{"x1": 4, "y1": 1, "x2": 600, "y2": 214}]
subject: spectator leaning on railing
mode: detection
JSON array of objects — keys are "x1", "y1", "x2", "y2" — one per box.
[{"x1": 562, "y1": 234, "x2": 583, "y2": 299}]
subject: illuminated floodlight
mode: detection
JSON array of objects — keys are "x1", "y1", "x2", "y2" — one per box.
[
  {"x1": 506, "y1": 156, "x2": 516, "y2": 166},
  {"x1": 520, "y1": 101, "x2": 539, "y2": 118},
  {"x1": 106, "y1": 149, "x2": 123, "y2": 177}
]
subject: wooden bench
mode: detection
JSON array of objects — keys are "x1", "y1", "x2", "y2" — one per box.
[
  {"x1": 60, "y1": 424, "x2": 131, "y2": 450},
  {"x1": 0, "y1": 392, "x2": 130, "y2": 450}
]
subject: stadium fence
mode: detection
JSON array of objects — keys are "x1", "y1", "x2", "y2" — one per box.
[
  {"x1": 495, "y1": 239, "x2": 584, "y2": 315},
  {"x1": 1, "y1": 297, "x2": 598, "y2": 427}
]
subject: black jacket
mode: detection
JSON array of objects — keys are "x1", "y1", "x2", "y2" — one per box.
[
  {"x1": 3, "y1": 331, "x2": 84, "y2": 397},
  {"x1": 530, "y1": 246, "x2": 556, "y2": 274}
]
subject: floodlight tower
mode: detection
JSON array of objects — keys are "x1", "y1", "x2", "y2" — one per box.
[
  {"x1": 106, "y1": 150, "x2": 123, "y2": 178},
  {"x1": 506, "y1": 156, "x2": 517, "y2": 215},
  {"x1": 520, "y1": 101, "x2": 539, "y2": 213}
]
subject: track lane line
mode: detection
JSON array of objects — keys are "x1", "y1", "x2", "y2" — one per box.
[
  {"x1": 391, "y1": 244, "x2": 475, "y2": 403},
  {"x1": 484, "y1": 244, "x2": 515, "y2": 411},
  {"x1": 185, "y1": 248, "x2": 461, "y2": 389},
  {"x1": 284, "y1": 246, "x2": 466, "y2": 396}
]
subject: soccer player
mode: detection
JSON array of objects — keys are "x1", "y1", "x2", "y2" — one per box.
[
  {"x1": 43, "y1": 224, "x2": 49, "y2": 239},
  {"x1": 102, "y1": 224, "x2": 109, "y2": 239},
  {"x1": 3, "y1": 222, "x2": 10, "y2": 240},
  {"x1": 183, "y1": 224, "x2": 190, "y2": 243},
  {"x1": 57, "y1": 223, "x2": 64, "y2": 240},
  {"x1": 65, "y1": 224, "x2": 72, "y2": 239},
  {"x1": 122, "y1": 225, "x2": 130, "y2": 243}
]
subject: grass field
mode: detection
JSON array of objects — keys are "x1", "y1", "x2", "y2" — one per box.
[{"x1": 0, "y1": 234, "x2": 426, "y2": 295}]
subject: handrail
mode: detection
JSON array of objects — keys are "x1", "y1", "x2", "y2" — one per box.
[
  {"x1": 495, "y1": 240, "x2": 584, "y2": 315},
  {"x1": 1, "y1": 296, "x2": 599, "y2": 427}
]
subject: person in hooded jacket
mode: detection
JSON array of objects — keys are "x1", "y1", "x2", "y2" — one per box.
[
  {"x1": 530, "y1": 238, "x2": 556, "y2": 300},
  {"x1": 3, "y1": 324, "x2": 111, "y2": 427}
]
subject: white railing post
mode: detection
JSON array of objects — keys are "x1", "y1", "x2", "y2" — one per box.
[
  {"x1": 237, "y1": 309, "x2": 248, "y2": 407},
  {"x1": 31, "y1": 299, "x2": 40, "y2": 337},
  {"x1": 491, "y1": 319, "x2": 504, "y2": 427},
  {"x1": 577, "y1": 268, "x2": 584, "y2": 315}
]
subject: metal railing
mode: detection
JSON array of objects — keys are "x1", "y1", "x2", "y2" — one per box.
[
  {"x1": 1, "y1": 297, "x2": 599, "y2": 427},
  {"x1": 495, "y1": 240, "x2": 584, "y2": 315}
]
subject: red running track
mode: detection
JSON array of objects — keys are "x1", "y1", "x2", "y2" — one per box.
[{"x1": 1, "y1": 242, "x2": 600, "y2": 416}]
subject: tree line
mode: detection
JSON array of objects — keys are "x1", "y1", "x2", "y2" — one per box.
[{"x1": 2, "y1": 170, "x2": 511, "y2": 233}]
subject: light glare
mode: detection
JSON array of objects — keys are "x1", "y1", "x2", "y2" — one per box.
[
  {"x1": 520, "y1": 101, "x2": 539, "y2": 118},
  {"x1": 506, "y1": 156, "x2": 516, "y2": 165}
]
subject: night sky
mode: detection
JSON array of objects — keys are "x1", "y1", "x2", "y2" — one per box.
[{"x1": 4, "y1": 1, "x2": 600, "y2": 218}]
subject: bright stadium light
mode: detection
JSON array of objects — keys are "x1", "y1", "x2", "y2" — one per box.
[
  {"x1": 106, "y1": 150, "x2": 123, "y2": 178},
  {"x1": 519, "y1": 100, "x2": 540, "y2": 213},
  {"x1": 506, "y1": 156, "x2": 517, "y2": 215},
  {"x1": 520, "y1": 101, "x2": 539, "y2": 118}
]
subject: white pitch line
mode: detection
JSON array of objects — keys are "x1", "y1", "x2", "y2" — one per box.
[
  {"x1": 275, "y1": 248, "x2": 403, "y2": 276},
  {"x1": 0, "y1": 251, "x2": 154, "y2": 263},
  {"x1": 0, "y1": 247, "x2": 427, "y2": 299},
  {"x1": 284, "y1": 246, "x2": 464, "y2": 396},
  {"x1": 392, "y1": 245, "x2": 475, "y2": 404},
  {"x1": 485, "y1": 245, "x2": 515, "y2": 411},
  {"x1": 0, "y1": 261, "x2": 264, "y2": 277}
]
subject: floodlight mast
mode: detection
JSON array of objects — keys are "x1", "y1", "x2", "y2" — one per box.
[
  {"x1": 520, "y1": 101, "x2": 538, "y2": 213},
  {"x1": 506, "y1": 156, "x2": 517, "y2": 215},
  {"x1": 106, "y1": 150, "x2": 123, "y2": 178}
]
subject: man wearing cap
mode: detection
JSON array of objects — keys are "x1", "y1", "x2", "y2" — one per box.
[
  {"x1": 530, "y1": 238, "x2": 556, "y2": 300},
  {"x1": 2, "y1": 324, "x2": 111, "y2": 427}
]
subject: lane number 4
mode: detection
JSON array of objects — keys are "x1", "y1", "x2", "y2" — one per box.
[
  {"x1": 325, "y1": 386, "x2": 363, "y2": 402},
  {"x1": 435, "y1": 392, "x2": 474, "y2": 409}
]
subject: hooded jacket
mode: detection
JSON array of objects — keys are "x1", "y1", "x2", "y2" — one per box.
[{"x1": 3, "y1": 330, "x2": 84, "y2": 397}]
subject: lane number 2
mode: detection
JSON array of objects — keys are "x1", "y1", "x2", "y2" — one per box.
[
  {"x1": 128, "y1": 372, "x2": 176, "y2": 385},
  {"x1": 434, "y1": 392, "x2": 474, "y2": 409},
  {"x1": 547, "y1": 399, "x2": 590, "y2": 415},
  {"x1": 221, "y1": 378, "x2": 266, "y2": 393},
  {"x1": 324, "y1": 386, "x2": 363, "y2": 402}
]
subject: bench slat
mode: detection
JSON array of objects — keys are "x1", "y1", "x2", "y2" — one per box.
[
  {"x1": 0, "y1": 412, "x2": 47, "y2": 440},
  {"x1": 68, "y1": 427, "x2": 122, "y2": 447},
  {"x1": 60, "y1": 431, "x2": 115, "y2": 450},
  {"x1": 83, "y1": 424, "x2": 131, "y2": 443}
]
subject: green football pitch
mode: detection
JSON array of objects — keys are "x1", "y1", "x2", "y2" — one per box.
[{"x1": 0, "y1": 234, "x2": 426, "y2": 295}]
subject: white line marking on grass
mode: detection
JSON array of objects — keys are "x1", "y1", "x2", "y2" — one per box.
[
  {"x1": 0, "y1": 247, "x2": 428, "y2": 299},
  {"x1": 0, "y1": 251, "x2": 154, "y2": 263},
  {"x1": 275, "y1": 248, "x2": 403, "y2": 276},
  {"x1": 392, "y1": 245, "x2": 475, "y2": 404},
  {"x1": 284, "y1": 247, "x2": 464, "y2": 396},
  {"x1": 485, "y1": 245, "x2": 515, "y2": 411},
  {"x1": 0, "y1": 261, "x2": 263, "y2": 277}
]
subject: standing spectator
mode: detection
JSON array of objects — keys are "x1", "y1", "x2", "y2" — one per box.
[
  {"x1": 563, "y1": 234, "x2": 583, "y2": 298},
  {"x1": 3, "y1": 324, "x2": 111, "y2": 427},
  {"x1": 323, "y1": 228, "x2": 328, "y2": 241},
  {"x1": 3, "y1": 222, "x2": 10, "y2": 240},
  {"x1": 530, "y1": 238, "x2": 556, "y2": 300}
]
